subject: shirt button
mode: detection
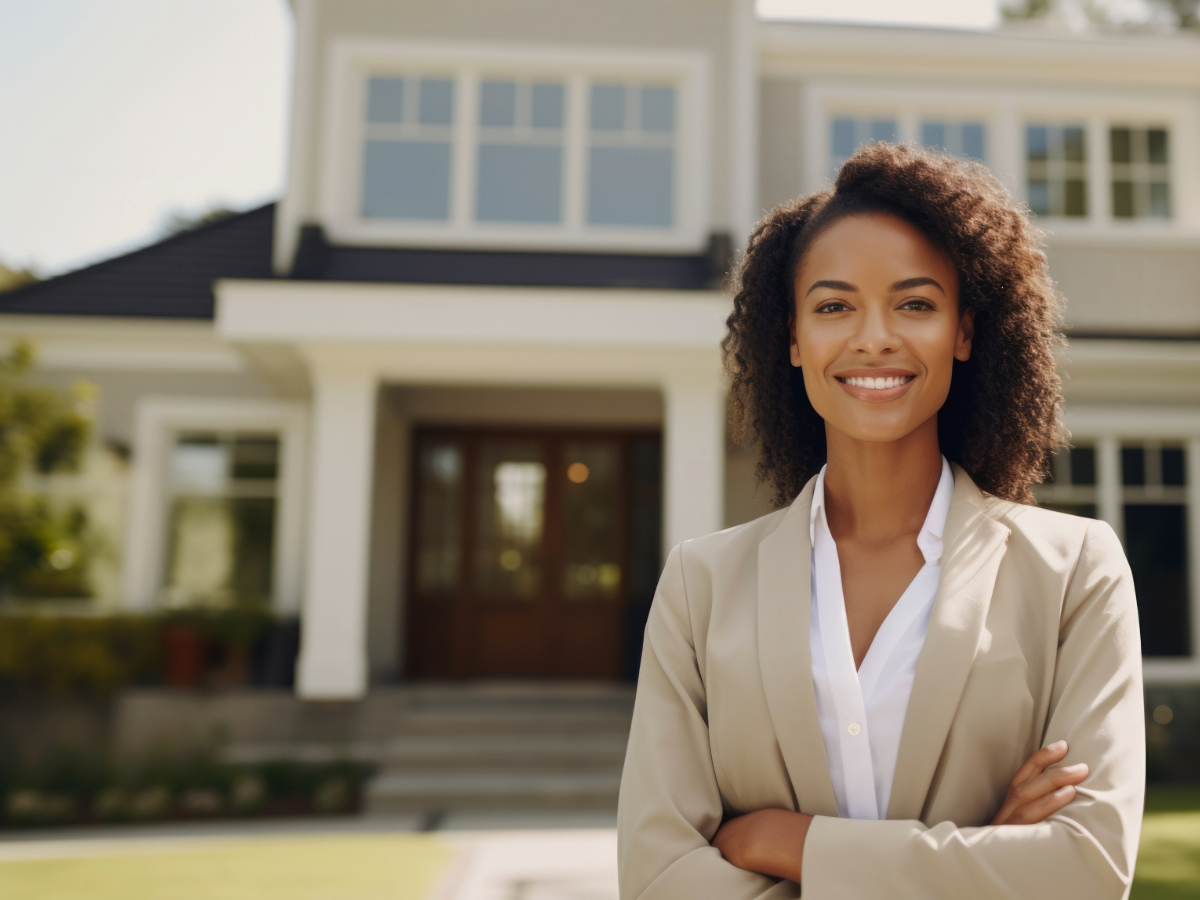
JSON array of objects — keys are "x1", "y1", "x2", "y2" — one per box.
[{"x1": 847, "y1": 722, "x2": 861, "y2": 736}]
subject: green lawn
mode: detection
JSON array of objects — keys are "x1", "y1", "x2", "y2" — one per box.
[
  {"x1": 1131, "y1": 786, "x2": 1200, "y2": 900},
  {"x1": 0, "y1": 834, "x2": 453, "y2": 900}
]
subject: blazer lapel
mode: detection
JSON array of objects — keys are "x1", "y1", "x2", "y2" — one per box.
[
  {"x1": 757, "y1": 477, "x2": 840, "y2": 818},
  {"x1": 886, "y1": 465, "x2": 1011, "y2": 820}
]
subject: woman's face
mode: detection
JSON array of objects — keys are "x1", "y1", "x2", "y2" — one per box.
[{"x1": 791, "y1": 213, "x2": 973, "y2": 445}]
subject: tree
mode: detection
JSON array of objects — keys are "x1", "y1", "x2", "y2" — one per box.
[
  {"x1": 0, "y1": 340, "x2": 96, "y2": 598},
  {"x1": 0, "y1": 262, "x2": 38, "y2": 293}
]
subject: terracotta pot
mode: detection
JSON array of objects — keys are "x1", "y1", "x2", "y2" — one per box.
[{"x1": 162, "y1": 625, "x2": 207, "y2": 688}]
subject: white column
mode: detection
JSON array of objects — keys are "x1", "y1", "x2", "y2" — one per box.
[
  {"x1": 1097, "y1": 435, "x2": 1123, "y2": 541},
  {"x1": 663, "y1": 377, "x2": 727, "y2": 552},
  {"x1": 729, "y1": 0, "x2": 759, "y2": 247},
  {"x1": 296, "y1": 356, "x2": 378, "y2": 699}
]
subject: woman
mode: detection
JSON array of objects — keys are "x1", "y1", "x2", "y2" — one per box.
[{"x1": 617, "y1": 143, "x2": 1144, "y2": 899}]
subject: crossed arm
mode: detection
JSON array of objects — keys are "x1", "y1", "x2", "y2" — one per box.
[{"x1": 711, "y1": 741, "x2": 1089, "y2": 884}]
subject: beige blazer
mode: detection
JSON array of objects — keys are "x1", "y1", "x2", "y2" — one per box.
[{"x1": 618, "y1": 465, "x2": 1144, "y2": 899}]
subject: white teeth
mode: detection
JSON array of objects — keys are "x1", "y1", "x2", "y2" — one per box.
[{"x1": 844, "y1": 375, "x2": 911, "y2": 389}]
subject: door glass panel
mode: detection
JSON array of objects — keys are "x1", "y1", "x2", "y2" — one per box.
[
  {"x1": 414, "y1": 441, "x2": 463, "y2": 595},
  {"x1": 562, "y1": 441, "x2": 621, "y2": 601},
  {"x1": 1126, "y1": 504, "x2": 1189, "y2": 657},
  {"x1": 475, "y1": 442, "x2": 545, "y2": 599}
]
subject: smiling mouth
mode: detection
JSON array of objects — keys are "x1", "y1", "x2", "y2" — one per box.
[{"x1": 836, "y1": 375, "x2": 915, "y2": 390}]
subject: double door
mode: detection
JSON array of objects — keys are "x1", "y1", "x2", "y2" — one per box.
[{"x1": 405, "y1": 428, "x2": 661, "y2": 679}]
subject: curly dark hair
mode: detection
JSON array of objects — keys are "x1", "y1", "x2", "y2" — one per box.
[{"x1": 723, "y1": 142, "x2": 1066, "y2": 506}]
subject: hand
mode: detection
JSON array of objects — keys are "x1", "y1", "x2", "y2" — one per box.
[
  {"x1": 712, "y1": 808, "x2": 813, "y2": 883},
  {"x1": 991, "y1": 740, "x2": 1088, "y2": 826}
]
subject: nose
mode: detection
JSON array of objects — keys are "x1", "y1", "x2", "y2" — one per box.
[{"x1": 849, "y1": 304, "x2": 900, "y2": 356}]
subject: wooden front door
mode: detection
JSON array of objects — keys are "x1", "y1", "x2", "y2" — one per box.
[{"x1": 405, "y1": 428, "x2": 661, "y2": 679}]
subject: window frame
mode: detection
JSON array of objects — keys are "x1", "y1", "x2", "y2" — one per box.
[
  {"x1": 321, "y1": 38, "x2": 711, "y2": 253},
  {"x1": 123, "y1": 398, "x2": 309, "y2": 614},
  {"x1": 1058, "y1": 405, "x2": 1200, "y2": 680}
]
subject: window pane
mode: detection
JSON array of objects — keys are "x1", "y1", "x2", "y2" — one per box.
[
  {"x1": 415, "y1": 442, "x2": 463, "y2": 594},
  {"x1": 531, "y1": 83, "x2": 564, "y2": 129},
  {"x1": 587, "y1": 146, "x2": 673, "y2": 227},
  {"x1": 1110, "y1": 127, "x2": 1132, "y2": 164},
  {"x1": 1150, "y1": 182, "x2": 1171, "y2": 218},
  {"x1": 832, "y1": 119, "x2": 856, "y2": 161},
  {"x1": 1063, "y1": 127, "x2": 1085, "y2": 162},
  {"x1": 871, "y1": 120, "x2": 896, "y2": 143},
  {"x1": 418, "y1": 78, "x2": 454, "y2": 125},
  {"x1": 231, "y1": 437, "x2": 278, "y2": 481},
  {"x1": 362, "y1": 140, "x2": 451, "y2": 220},
  {"x1": 1027, "y1": 126, "x2": 1048, "y2": 161},
  {"x1": 590, "y1": 85, "x2": 626, "y2": 131},
  {"x1": 367, "y1": 77, "x2": 405, "y2": 124},
  {"x1": 961, "y1": 124, "x2": 985, "y2": 161},
  {"x1": 640, "y1": 87, "x2": 675, "y2": 133},
  {"x1": 921, "y1": 121, "x2": 946, "y2": 150},
  {"x1": 170, "y1": 438, "x2": 227, "y2": 493},
  {"x1": 1149, "y1": 128, "x2": 1169, "y2": 164},
  {"x1": 163, "y1": 497, "x2": 275, "y2": 607},
  {"x1": 1123, "y1": 446, "x2": 1146, "y2": 485},
  {"x1": 476, "y1": 144, "x2": 563, "y2": 223},
  {"x1": 562, "y1": 441, "x2": 622, "y2": 601},
  {"x1": 1028, "y1": 180, "x2": 1049, "y2": 216},
  {"x1": 1070, "y1": 446, "x2": 1097, "y2": 486},
  {"x1": 1126, "y1": 504, "x2": 1190, "y2": 657},
  {"x1": 1112, "y1": 181, "x2": 1135, "y2": 218},
  {"x1": 474, "y1": 443, "x2": 546, "y2": 599},
  {"x1": 1064, "y1": 179, "x2": 1087, "y2": 217},
  {"x1": 1162, "y1": 447, "x2": 1186, "y2": 486},
  {"x1": 480, "y1": 81, "x2": 516, "y2": 127}
]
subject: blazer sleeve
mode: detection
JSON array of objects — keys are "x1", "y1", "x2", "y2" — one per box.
[
  {"x1": 801, "y1": 519, "x2": 1146, "y2": 899},
  {"x1": 617, "y1": 544, "x2": 801, "y2": 900}
]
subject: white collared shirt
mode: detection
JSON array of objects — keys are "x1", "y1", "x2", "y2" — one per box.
[{"x1": 809, "y1": 456, "x2": 954, "y2": 820}]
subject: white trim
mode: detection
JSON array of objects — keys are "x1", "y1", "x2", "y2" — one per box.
[
  {"x1": 729, "y1": 0, "x2": 758, "y2": 249},
  {"x1": 123, "y1": 398, "x2": 309, "y2": 614},
  {"x1": 274, "y1": 0, "x2": 321, "y2": 274},
  {"x1": 319, "y1": 37, "x2": 711, "y2": 253}
]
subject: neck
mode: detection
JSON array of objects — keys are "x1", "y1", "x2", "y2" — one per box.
[{"x1": 822, "y1": 415, "x2": 943, "y2": 544}]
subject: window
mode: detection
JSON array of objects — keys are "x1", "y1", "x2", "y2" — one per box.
[
  {"x1": 920, "y1": 121, "x2": 986, "y2": 161},
  {"x1": 362, "y1": 76, "x2": 455, "y2": 220},
  {"x1": 161, "y1": 433, "x2": 279, "y2": 608},
  {"x1": 587, "y1": 84, "x2": 676, "y2": 228},
  {"x1": 1122, "y1": 442, "x2": 1189, "y2": 656},
  {"x1": 1026, "y1": 125, "x2": 1087, "y2": 217},
  {"x1": 477, "y1": 80, "x2": 565, "y2": 223},
  {"x1": 1111, "y1": 127, "x2": 1170, "y2": 219},
  {"x1": 337, "y1": 44, "x2": 705, "y2": 250},
  {"x1": 1037, "y1": 440, "x2": 1192, "y2": 660},
  {"x1": 831, "y1": 118, "x2": 897, "y2": 175}
]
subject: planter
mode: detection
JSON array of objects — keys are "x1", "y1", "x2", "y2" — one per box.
[{"x1": 161, "y1": 625, "x2": 207, "y2": 688}]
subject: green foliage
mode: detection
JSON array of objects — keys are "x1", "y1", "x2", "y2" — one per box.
[
  {"x1": 0, "y1": 340, "x2": 96, "y2": 598},
  {"x1": 0, "y1": 614, "x2": 163, "y2": 693}
]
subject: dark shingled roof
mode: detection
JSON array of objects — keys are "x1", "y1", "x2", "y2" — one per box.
[
  {"x1": 0, "y1": 205, "x2": 728, "y2": 320},
  {"x1": 0, "y1": 204, "x2": 277, "y2": 319}
]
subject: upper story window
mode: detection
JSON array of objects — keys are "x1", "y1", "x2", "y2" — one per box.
[
  {"x1": 831, "y1": 118, "x2": 897, "y2": 175},
  {"x1": 325, "y1": 40, "x2": 708, "y2": 253},
  {"x1": 1111, "y1": 126, "x2": 1171, "y2": 219},
  {"x1": 588, "y1": 84, "x2": 676, "y2": 228},
  {"x1": 1026, "y1": 125, "x2": 1087, "y2": 218},
  {"x1": 363, "y1": 77, "x2": 455, "y2": 221},
  {"x1": 920, "y1": 120, "x2": 986, "y2": 162}
]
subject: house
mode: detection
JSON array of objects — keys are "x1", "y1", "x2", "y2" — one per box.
[{"x1": 3, "y1": 2, "x2": 1199, "y2": 700}]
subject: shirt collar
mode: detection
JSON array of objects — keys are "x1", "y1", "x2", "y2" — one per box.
[{"x1": 809, "y1": 456, "x2": 955, "y2": 565}]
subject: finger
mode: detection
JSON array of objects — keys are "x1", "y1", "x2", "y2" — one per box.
[
  {"x1": 1009, "y1": 741, "x2": 1069, "y2": 788},
  {"x1": 1011, "y1": 763, "x2": 1089, "y2": 808},
  {"x1": 1005, "y1": 785, "x2": 1078, "y2": 826}
]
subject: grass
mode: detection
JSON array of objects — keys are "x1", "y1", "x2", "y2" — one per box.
[
  {"x1": 1131, "y1": 786, "x2": 1200, "y2": 900},
  {"x1": 0, "y1": 834, "x2": 453, "y2": 900}
]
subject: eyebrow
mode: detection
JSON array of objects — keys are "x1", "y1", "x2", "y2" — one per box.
[{"x1": 804, "y1": 276, "x2": 946, "y2": 297}]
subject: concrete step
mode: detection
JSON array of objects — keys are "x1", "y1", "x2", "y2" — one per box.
[
  {"x1": 365, "y1": 769, "x2": 622, "y2": 813},
  {"x1": 378, "y1": 733, "x2": 627, "y2": 769}
]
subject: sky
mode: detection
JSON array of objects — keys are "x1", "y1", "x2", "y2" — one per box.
[{"x1": 0, "y1": 0, "x2": 1000, "y2": 278}]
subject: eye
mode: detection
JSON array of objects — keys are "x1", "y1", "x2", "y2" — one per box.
[
  {"x1": 899, "y1": 297, "x2": 935, "y2": 311},
  {"x1": 816, "y1": 301, "x2": 850, "y2": 314}
]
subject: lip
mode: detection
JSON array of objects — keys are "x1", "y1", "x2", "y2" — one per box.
[{"x1": 833, "y1": 368, "x2": 918, "y2": 403}]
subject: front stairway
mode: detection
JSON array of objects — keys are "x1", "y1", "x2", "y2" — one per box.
[{"x1": 364, "y1": 683, "x2": 634, "y2": 814}]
